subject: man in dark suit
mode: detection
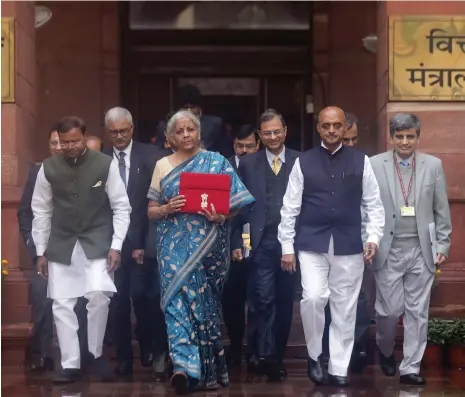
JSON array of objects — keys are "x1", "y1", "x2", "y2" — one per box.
[
  {"x1": 103, "y1": 107, "x2": 160, "y2": 376},
  {"x1": 18, "y1": 125, "x2": 88, "y2": 371},
  {"x1": 155, "y1": 84, "x2": 223, "y2": 153},
  {"x1": 223, "y1": 125, "x2": 260, "y2": 366},
  {"x1": 238, "y1": 109, "x2": 299, "y2": 380}
]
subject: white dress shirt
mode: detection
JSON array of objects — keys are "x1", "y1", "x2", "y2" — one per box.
[
  {"x1": 235, "y1": 155, "x2": 240, "y2": 168},
  {"x1": 113, "y1": 139, "x2": 133, "y2": 186},
  {"x1": 32, "y1": 159, "x2": 131, "y2": 256},
  {"x1": 278, "y1": 144, "x2": 385, "y2": 255},
  {"x1": 265, "y1": 147, "x2": 286, "y2": 173}
]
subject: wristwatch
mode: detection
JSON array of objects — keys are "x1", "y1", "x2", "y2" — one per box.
[{"x1": 112, "y1": 249, "x2": 121, "y2": 254}]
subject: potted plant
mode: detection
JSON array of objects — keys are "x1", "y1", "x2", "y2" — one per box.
[
  {"x1": 1, "y1": 259, "x2": 8, "y2": 317},
  {"x1": 447, "y1": 319, "x2": 465, "y2": 370},
  {"x1": 1, "y1": 259, "x2": 8, "y2": 278},
  {"x1": 422, "y1": 318, "x2": 447, "y2": 371}
]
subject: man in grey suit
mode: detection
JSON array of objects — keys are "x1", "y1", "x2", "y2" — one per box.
[{"x1": 370, "y1": 113, "x2": 452, "y2": 386}]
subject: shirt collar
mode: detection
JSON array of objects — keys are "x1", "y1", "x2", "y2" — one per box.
[
  {"x1": 114, "y1": 140, "x2": 133, "y2": 157},
  {"x1": 321, "y1": 141, "x2": 343, "y2": 155},
  {"x1": 395, "y1": 151, "x2": 414, "y2": 167},
  {"x1": 265, "y1": 146, "x2": 286, "y2": 164}
]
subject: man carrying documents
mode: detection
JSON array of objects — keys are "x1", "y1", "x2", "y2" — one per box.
[{"x1": 370, "y1": 113, "x2": 452, "y2": 386}]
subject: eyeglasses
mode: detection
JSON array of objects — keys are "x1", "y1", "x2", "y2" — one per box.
[
  {"x1": 60, "y1": 139, "x2": 83, "y2": 148},
  {"x1": 260, "y1": 129, "x2": 284, "y2": 138},
  {"x1": 108, "y1": 127, "x2": 132, "y2": 138}
]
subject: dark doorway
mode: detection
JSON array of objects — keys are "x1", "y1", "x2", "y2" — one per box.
[{"x1": 120, "y1": 1, "x2": 314, "y2": 152}]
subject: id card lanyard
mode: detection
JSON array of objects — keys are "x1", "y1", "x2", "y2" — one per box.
[{"x1": 394, "y1": 153, "x2": 416, "y2": 217}]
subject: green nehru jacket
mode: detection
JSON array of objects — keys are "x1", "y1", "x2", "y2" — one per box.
[{"x1": 43, "y1": 150, "x2": 114, "y2": 265}]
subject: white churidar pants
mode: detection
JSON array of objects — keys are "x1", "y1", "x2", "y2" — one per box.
[
  {"x1": 299, "y1": 236, "x2": 364, "y2": 377},
  {"x1": 48, "y1": 240, "x2": 116, "y2": 369},
  {"x1": 374, "y1": 245, "x2": 434, "y2": 376}
]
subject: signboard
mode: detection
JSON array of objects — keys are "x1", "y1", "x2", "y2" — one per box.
[
  {"x1": 389, "y1": 16, "x2": 465, "y2": 101},
  {"x1": 1, "y1": 17, "x2": 15, "y2": 103}
]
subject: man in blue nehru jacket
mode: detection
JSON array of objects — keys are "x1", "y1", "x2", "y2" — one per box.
[
  {"x1": 322, "y1": 112, "x2": 371, "y2": 373},
  {"x1": 278, "y1": 107, "x2": 385, "y2": 387}
]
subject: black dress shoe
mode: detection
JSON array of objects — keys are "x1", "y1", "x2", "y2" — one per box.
[
  {"x1": 329, "y1": 374, "x2": 350, "y2": 387},
  {"x1": 307, "y1": 357, "x2": 325, "y2": 385},
  {"x1": 277, "y1": 360, "x2": 287, "y2": 379},
  {"x1": 264, "y1": 357, "x2": 282, "y2": 381},
  {"x1": 379, "y1": 350, "x2": 396, "y2": 377},
  {"x1": 29, "y1": 356, "x2": 55, "y2": 372},
  {"x1": 247, "y1": 356, "x2": 261, "y2": 374},
  {"x1": 152, "y1": 352, "x2": 168, "y2": 382},
  {"x1": 53, "y1": 368, "x2": 82, "y2": 384},
  {"x1": 114, "y1": 361, "x2": 133, "y2": 376},
  {"x1": 400, "y1": 373, "x2": 426, "y2": 385},
  {"x1": 91, "y1": 356, "x2": 115, "y2": 382},
  {"x1": 350, "y1": 349, "x2": 367, "y2": 374},
  {"x1": 141, "y1": 351, "x2": 154, "y2": 367},
  {"x1": 171, "y1": 372, "x2": 189, "y2": 395}
]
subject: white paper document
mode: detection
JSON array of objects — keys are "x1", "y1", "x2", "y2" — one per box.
[
  {"x1": 429, "y1": 222, "x2": 437, "y2": 263},
  {"x1": 242, "y1": 223, "x2": 251, "y2": 259}
]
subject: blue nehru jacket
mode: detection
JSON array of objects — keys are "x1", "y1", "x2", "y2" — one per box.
[{"x1": 296, "y1": 145, "x2": 365, "y2": 255}]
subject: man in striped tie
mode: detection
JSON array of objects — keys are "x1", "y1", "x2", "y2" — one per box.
[
  {"x1": 237, "y1": 109, "x2": 300, "y2": 380},
  {"x1": 103, "y1": 107, "x2": 166, "y2": 377}
]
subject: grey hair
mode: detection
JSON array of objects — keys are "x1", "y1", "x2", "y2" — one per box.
[
  {"x1": 104, "y1": 107, "x2": 133, "y2": 128},
  {"x1": 389, "y1": 113, "x2": 421, "y2": 138},
  {"x1": 165, "y1": 109, "x2": 201, "y2": 138}
]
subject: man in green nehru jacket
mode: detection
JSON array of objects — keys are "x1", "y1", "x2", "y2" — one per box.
[{"x1": 31, "y1": 116, "x2": 131, "y2": 384}]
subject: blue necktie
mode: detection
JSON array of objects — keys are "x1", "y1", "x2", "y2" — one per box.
[{"x1": 118, "y1": 152, "x2": 126, "y2": 188}]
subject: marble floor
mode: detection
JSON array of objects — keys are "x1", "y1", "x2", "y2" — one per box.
[{"x1": 2, "y1": 361, "x2": 465, "y2": 397}]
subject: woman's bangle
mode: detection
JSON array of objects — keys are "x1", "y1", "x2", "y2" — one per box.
[{"x1": 159, "y1": 205, "x2": 168, "y2": 218}]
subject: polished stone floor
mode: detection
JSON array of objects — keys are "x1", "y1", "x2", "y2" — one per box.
[{"x1": 2, "y1": 361, "x2": 465, "y2": 397}]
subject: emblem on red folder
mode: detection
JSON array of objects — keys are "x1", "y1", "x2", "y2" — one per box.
[{"x1": 201, "y1": 193, "x2": 209, "y2": 209}]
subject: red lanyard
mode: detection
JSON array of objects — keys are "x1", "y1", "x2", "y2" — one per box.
[{"x1": 394, "y1": 154, "x2": 415, "y2": 206}]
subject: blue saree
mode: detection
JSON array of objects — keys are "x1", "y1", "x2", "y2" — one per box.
[{"x1": 147, "y1": 150, "x2": 254, "y2": 389}]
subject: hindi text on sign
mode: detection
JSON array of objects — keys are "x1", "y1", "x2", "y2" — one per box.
[{"x1": 389, "y1": 16, "x2": 465, "y2": 101}]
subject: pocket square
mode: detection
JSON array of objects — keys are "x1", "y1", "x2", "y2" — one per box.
[{"x1": 92, "y1": 181, "x2": 103, "y2": 187}]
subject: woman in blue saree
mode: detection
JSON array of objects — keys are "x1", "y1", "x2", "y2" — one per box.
[{"x1": 147, "y1": 110, "x2": 254, "y2": 394}]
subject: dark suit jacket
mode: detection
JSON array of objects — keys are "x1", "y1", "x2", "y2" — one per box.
[
  {"x1": 237, "y1": 148, "x2": 300, "y2": 256},
  {"x1": 156, "y1": 114, "x2": 223, "y2": 151},
  {"x1": 227, "y1": 156, "x2": 243, "y2": 251},
  {"x1": 17, "y1": 163, "x2": 42, "y2": 261},
  {"x1": 103, "y1": 141, "x2": 159, "y2": 250},
  {"x1": 145, "y1": 147, "x2": 173, "y2": 259}
]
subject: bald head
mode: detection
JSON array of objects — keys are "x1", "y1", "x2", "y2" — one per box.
[
  {"x1": 86, "y1": 135, "x2": 103, "y2": 152},
  {"x1": 317, "y1": 106, "x2": 347, "y2": 151},
  {"x1": 318, "y1": 106, "x2": 346, "y2": 123}
]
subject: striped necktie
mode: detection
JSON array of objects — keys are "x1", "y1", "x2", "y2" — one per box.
[{"x1": 118, "y1": 152, "x2": 127, "y2": 188}]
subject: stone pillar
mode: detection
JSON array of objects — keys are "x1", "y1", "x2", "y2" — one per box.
[
  {"x1": 377, "y1": 2, "x2": 465, "y2": 314},
  {"x1": 1, "y1": 2, "x2": 36, "y2": 324}
]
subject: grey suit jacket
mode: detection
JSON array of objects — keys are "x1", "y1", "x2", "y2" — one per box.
[{"x1": 370, "y1": 150, "x2": 452, "y2": 273}]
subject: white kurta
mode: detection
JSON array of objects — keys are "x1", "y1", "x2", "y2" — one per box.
[
  {"x1": 278, "y1": 143, "x2": 385, "y2": 376},
  {"x1": 31, "y1": 159, "x2": 131, "y2": 300}
]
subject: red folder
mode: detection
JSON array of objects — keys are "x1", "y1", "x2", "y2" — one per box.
[{"x1": 179, "y1": 172, "x2": 231, "y2": 215}]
